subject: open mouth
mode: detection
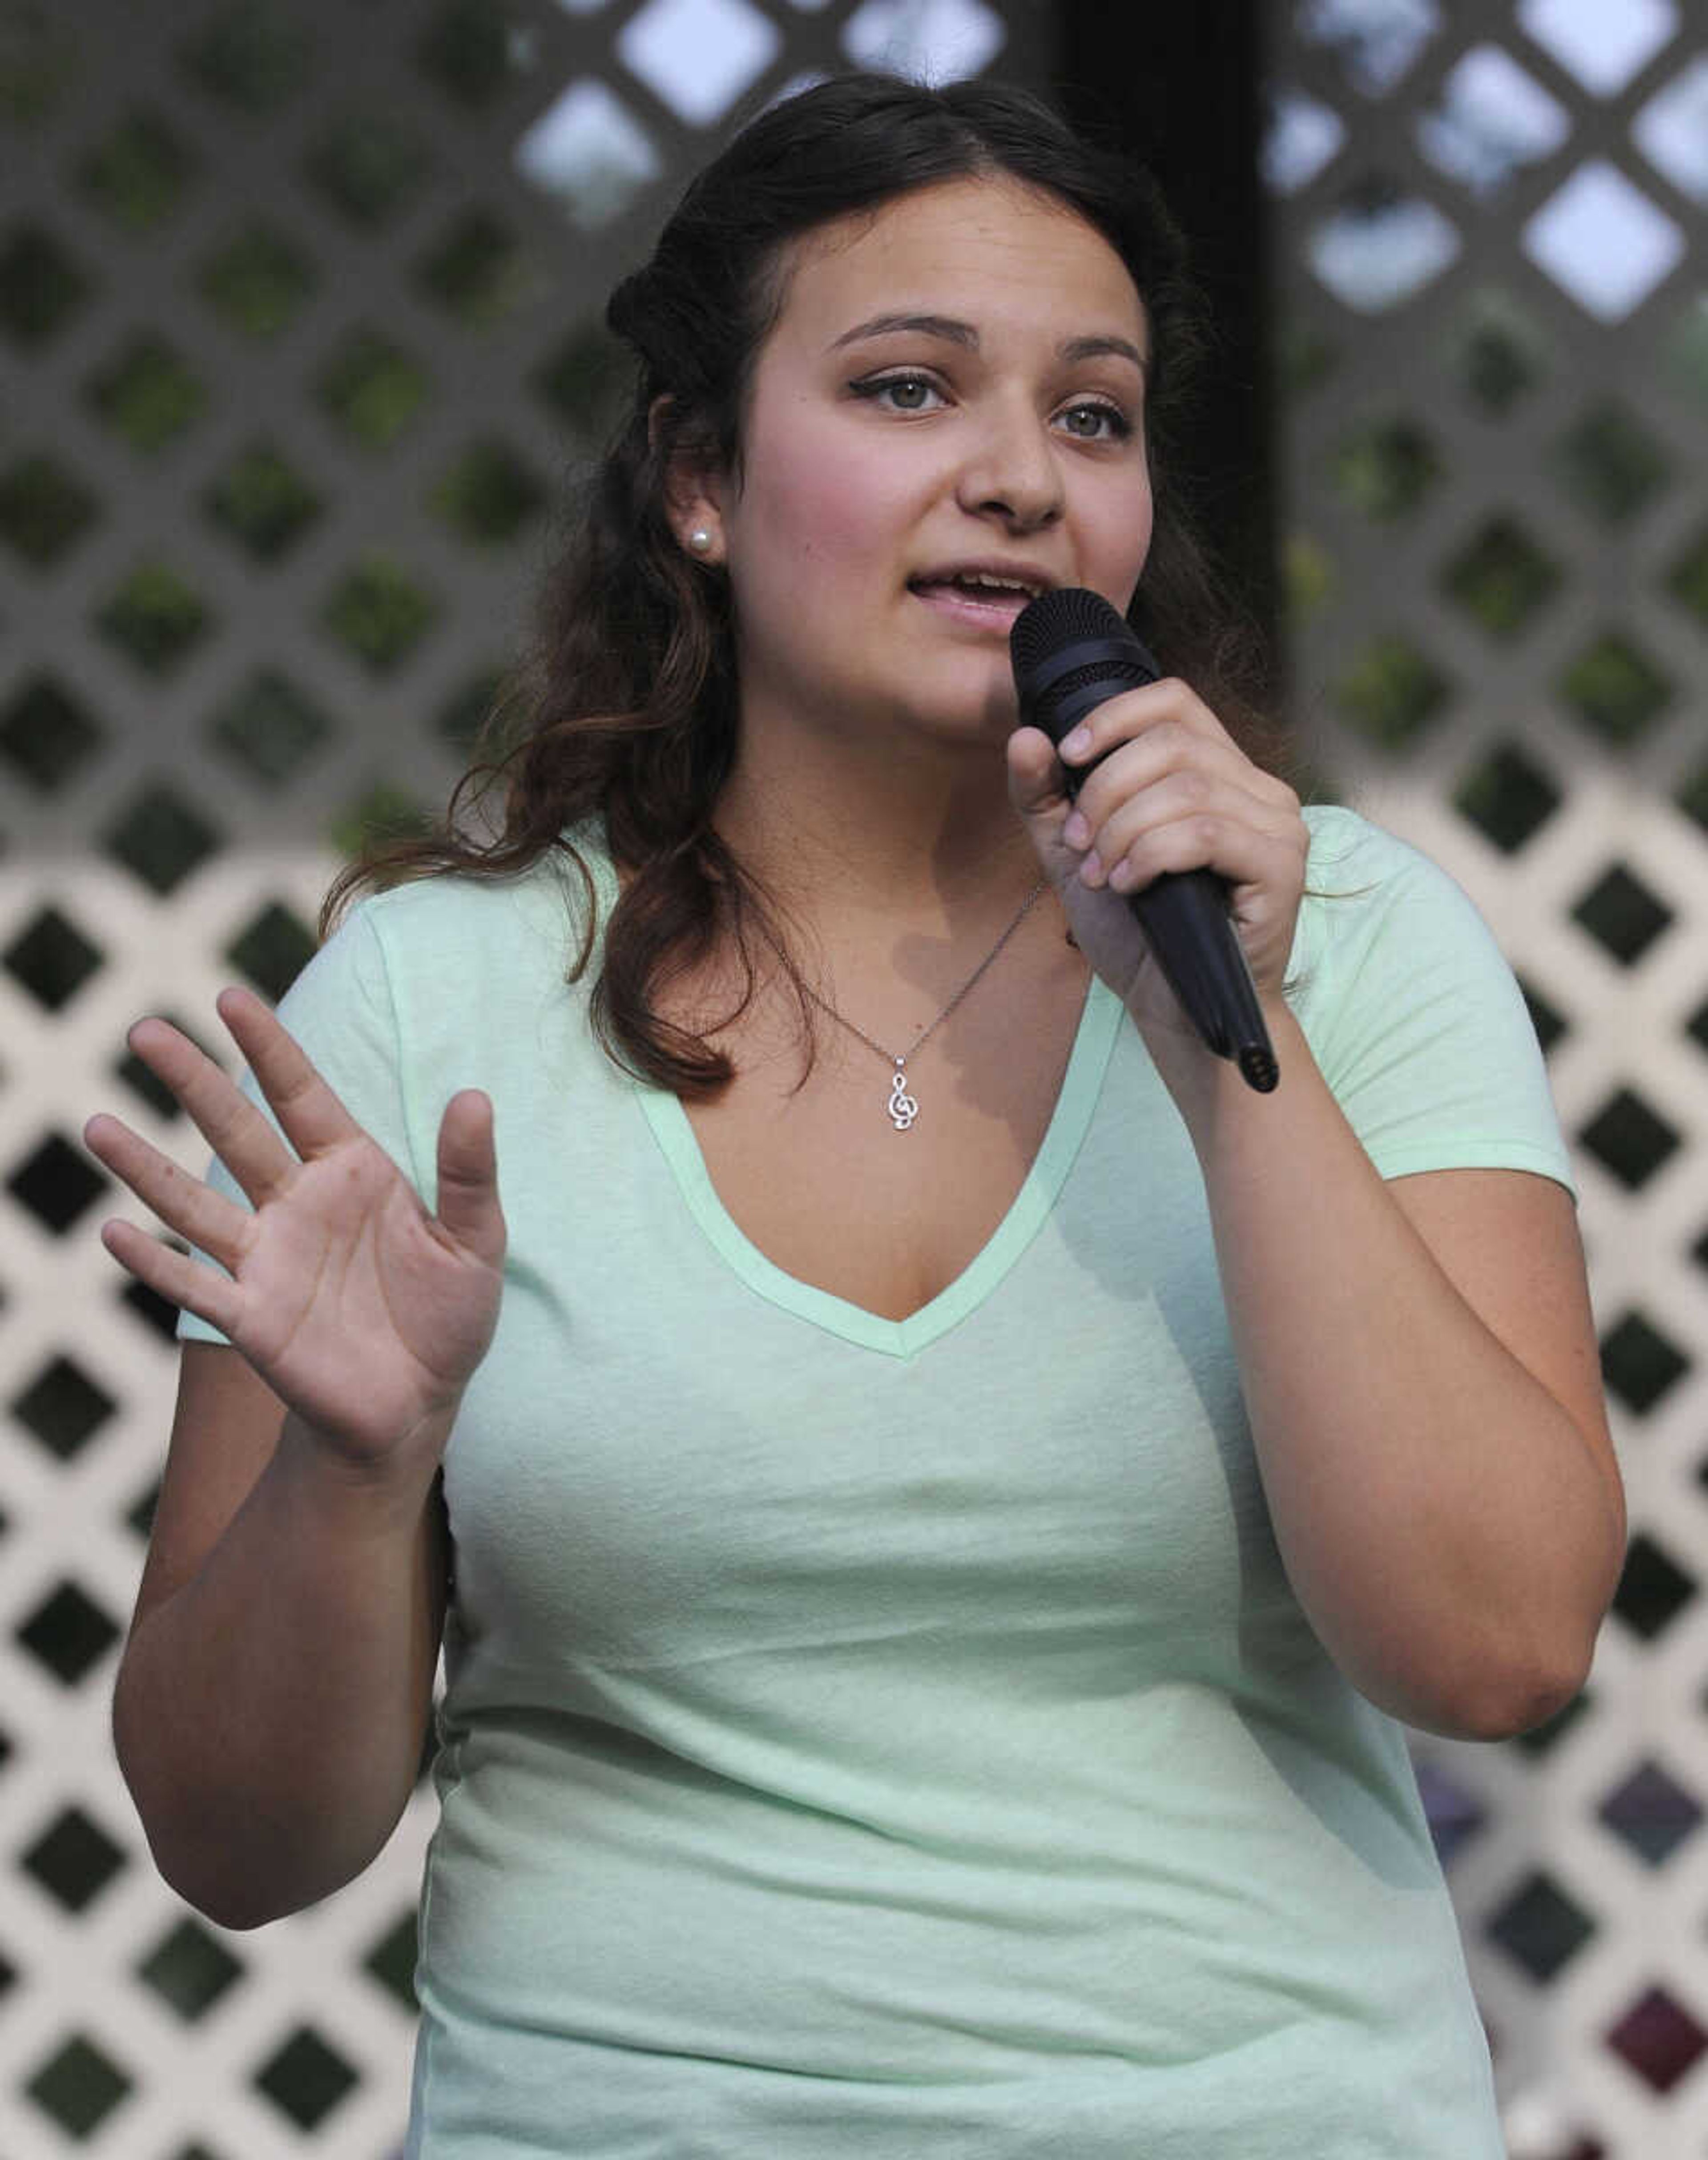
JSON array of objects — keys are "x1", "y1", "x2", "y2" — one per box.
[{"x1": 907, "y1": 574, "x2": 1042, "y2": 624}]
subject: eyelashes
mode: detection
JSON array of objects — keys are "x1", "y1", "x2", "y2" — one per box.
[{"x1": 846, "y1": 372, "x2": 1135, "y2": 441}]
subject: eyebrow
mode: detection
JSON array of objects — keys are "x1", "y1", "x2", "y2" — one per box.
[{"x1": 830, "y1": 313, "x2": 1148, "y2": 372}]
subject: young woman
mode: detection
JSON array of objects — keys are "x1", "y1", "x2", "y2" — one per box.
[{"x1": 85, "y1": 73, "x2": 1623, "y2": 2159}]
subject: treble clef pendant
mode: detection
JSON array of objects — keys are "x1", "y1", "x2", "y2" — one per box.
[{"x1": 887, "y1": 1060, "x2": 919, "y2": 1132}]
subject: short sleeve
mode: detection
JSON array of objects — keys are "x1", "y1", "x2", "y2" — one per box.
[
  {"x1": 176, "y1": 902, "x2": 418, "y2": 1344},
  {"x1": 1287, "y1": 807, "x2": 1575, "y2": 1195}
]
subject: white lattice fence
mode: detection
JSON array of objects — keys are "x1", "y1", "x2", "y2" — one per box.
[
  {"x1": 0, "y1": 1, "x2": 1040, "y2": 2154},
  {"x1": 1269, "y1": 3, "x2": 1707, "y2": 2155}
]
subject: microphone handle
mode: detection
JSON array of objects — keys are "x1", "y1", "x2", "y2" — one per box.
[{"x1": 1047, "y1": 686, "x2": 1279, "y2": 1095}]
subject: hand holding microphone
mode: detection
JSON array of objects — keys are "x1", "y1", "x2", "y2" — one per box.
[{"x1": 1010, "y1": 588, "x2": 1283, "y2": 1094}]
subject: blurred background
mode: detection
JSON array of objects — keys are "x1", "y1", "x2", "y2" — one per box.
[{"x1": 0, "y1": 0, "x2": 1702, "y2": 2153}]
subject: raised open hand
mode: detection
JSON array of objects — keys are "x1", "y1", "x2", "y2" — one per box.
[{"x1": 84, "y1": 987, "x2": 506, "y2": 1474}]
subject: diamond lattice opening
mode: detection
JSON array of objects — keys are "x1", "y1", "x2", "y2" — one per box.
[
  {"x1": 1571, "y1": 862, "x2": 1673, "y2": 966},
  {"x1": 0, "y1": 677, "x2": 105, "y2": 792},
  {"x1": 204, "y1": 440, "x2": 323, "y2": 560},
  {"x1": 1308, "y1": 183, "x2": 1459, "y2": 312},
  {"x1": 178, "y1": 0, "x2": 313, "y2": 114},
  {"x1": 1297, "y1": 0, "x2": 1442, "y2": 94},
  {"x1": 7, "y1": 1135, "x2": 109, "y2": 1237},
  {"x1": 96, "y1": 561, "x2": 213, "y2": 676},
  {"x1": 1558, "y1": 632, "x2": 1672, "y2": 749},
  {"x1": 24, "y1": 2034, "x2": 132, "y2": 2140},
  {"x1": 1666, "y1": 524, "x2": 1708, "y2": 629},
  {"x1": 253, "y1": 2027, "x2": 359, "y2": 2131},
  {"x1": 1450, "y1": 290, "x2": 1544, "y2": 414},
  {"x1": 1332, "y1": 634, "x2": 1450, "y2": 752},
  {"x1": 1453, "y1": 741, "x2": 1562, "y2": 853},
  {"x1": 619, "y1": 0, "x2": 780, "y2": 125},
  {"x1": 328, "y1": 781, "x2": 431, "y2": 861},
  {"x1": 225, "y1": 903, "x2": 316, "y2": 1002},
  {"x1": 20, "y1": 1807, "x2": 127, "y2": 1912},
  {"x1": 514, "y1": 79, "x2": 661, "y2": 232},
  {"x1": 415, "y1": 207, "x2": 538, "y2": 328},
  {"x1": 10, "y1": 1356, "x2": 116, "y2": 1461},
  {"x1": 1598, "y1": 1760, "x2": 1704, "y2": 1867},
  {"x1": 121, "y1": 1273, "x2": 181, "y2": 1344},
  {"x1": 1578, "y1": 1088, "x2": 1680, "y2": 1189},
  {"x1": 1517, "y1": 0, "x2": 1680, "y2": 97},
  {"x1": 1523, "y1": 161, "x2": 1685, "y2": 322},
  {"x1": 0, "y1": 222, "x2": 93, "y2": 348},
  {"x1": 86, "y1": 332, "x2": 209, "y2": 452},
  {"x1": 364, "y1": 1911, "x2": 419, "y2": 2011},
  {"x1": 318, "y1": 328, "x2": 430, "y2": 450},
  {"x1": 1486, "y1": 1869, "x2": 1596, "y2": 1981},
  {"x1": 1605, "y1": 1985, "x2": 1708, "y2": 2095},
  {"x1": 1442, "y1": 514, "x2": 1560, "y2": 637},
  {"x1": 418, "y1": 0, "x2": 531, "y2": 109},
  {"x1": 198, "y1": 221, "x2": 318, "y2": 339},
  {"x1": 15, "y1": 1581, "x2": 121, "y2": 1686},
  {"x1": 1518, "y1": 974, "x2": 1569, "y2": 1054},
  {"x1": 1332, "y1": 416, "x2": 1440, "y2": 520},
  {"x1": 137, "y1": 1919, "x2": 245, "y2": 2022},
  {"x1": 0, "y1": 455, "x2": 99, "y2": 567},
  {"x1": 104, "y1": 784, "x2": 222, "y2": 895},
  {"x1": 1635, "y1": 55, "x2": 1708, "y2": 205},
  {"x1": 209, "y1": 668, "x2": 334, "y2": 785},
  {"x1": 536, "y1": 318, "x2": 631, "y2": 437},
  {"x1": 323, "y1": 554, "x2": 439, "y2": 672},
  {"x1": 3, "y1": 907, "x2": 104, "y2": 1013},
  {"x1": 1554, "y1": 403, "x2": 1671, "y2": 526},
  {"x1": 0, "y1": 9, "x2": 80, "y2": 121},
  {"x1": 840, "y1": 0, "x2": 1007, "y2": 84},
  {"x1": 1263, "y1": 87, "x2": 1345, "y2": 195},
  {"x1": 1601, "y1": 1310, "x2": 1689, "y2": 1416},
  {"x1": 304, "y1": 107, "x2": 433, "y2": 228},
  {"x1": 1516, "y1": 1690, "x2": 1591, "y2": 1757},
  {"x1": 76, "y1": 108, "x2": 199, "y2": 231},
  {"x1": 1613, "y1": 1534, "x2": 1697, "y2": 1640},
  {"x1": 1417, "y1": 44, "x2": 1570, "y2": 198},
  {"x1": 432, "y1": 439, "x2": 548, "y2": 544}
]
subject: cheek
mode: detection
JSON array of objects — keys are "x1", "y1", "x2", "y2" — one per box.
[{"x1": 741, "y1": 422, "x2": 921, "y2": 588}]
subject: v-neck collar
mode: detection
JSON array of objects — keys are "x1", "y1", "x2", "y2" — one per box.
[{"x1": 633, "y1": 979, "x2": 1123, "y2": 1360}]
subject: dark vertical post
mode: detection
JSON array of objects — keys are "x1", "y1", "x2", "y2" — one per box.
[{"x1": 1050, "y1": 3, "x2": 1276, "y2": 688}]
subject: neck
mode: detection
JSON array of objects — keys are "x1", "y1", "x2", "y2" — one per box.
[{"x1": 713, "y1": 712, "x2": 1039, "y2": 933}]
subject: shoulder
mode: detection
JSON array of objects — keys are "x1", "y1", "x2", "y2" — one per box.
[
  {"x1": 330, "y1": 842, "x2": 607, "y2": 987},
  {"x1": 1291, "y1": 803, "x2": 1502, "y2": 990}
]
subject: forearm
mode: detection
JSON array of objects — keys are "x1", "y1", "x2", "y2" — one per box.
[
  {"x1": 113, "y1": 1416, "x2": 446, "y2": 1928},
  {"x1": 1166, "y1": 1003, "x2": 1624, "y2": 1739}
]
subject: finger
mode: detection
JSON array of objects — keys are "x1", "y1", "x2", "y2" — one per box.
[
  {"x1": 98, "y1": 1219, "x2": 242, "y2": 1339},
  {"x1": 434, "y1": 1091, "x2": 506, "y2": 1265},
  {"x1": 213, "y1": 986, "x2": 368, "y2": 1165},
  {"x1": 1079, "y1": 770, "x2": 1298, "y2": 891},
  {"x1": 1101, "y1": 807, "x2": 1308, "y2": 901},
  {"x1": 1051, "y1": 677, "x2": 1225, "y2": 781},
  {"x1": 1066, "y1": 719, "x2": 1270, "y2": 838},
  {"x1": 82, "y1": 1111, "x2": 255, "y2": 1267},
  {"x1": 124, "y1": 1014, "x2": 303, "y2": 1209}
]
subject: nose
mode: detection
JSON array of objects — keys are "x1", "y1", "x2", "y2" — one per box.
[{"x1": 955, "y1": 397, "x2": 1064, "y2": 532}]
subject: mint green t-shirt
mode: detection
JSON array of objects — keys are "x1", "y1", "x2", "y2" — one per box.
[{"x1": 182, "y1": 807, "x2": 1571, "y2": 2156}]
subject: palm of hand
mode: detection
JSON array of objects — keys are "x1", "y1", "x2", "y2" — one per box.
[{"x1": 230, "y1": 1137, "x2": 502, "y2": 1464}]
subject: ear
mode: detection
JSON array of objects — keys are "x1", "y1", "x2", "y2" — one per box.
[{"x1": 650, "y1": 393, "x2": 728, "y2": 565}]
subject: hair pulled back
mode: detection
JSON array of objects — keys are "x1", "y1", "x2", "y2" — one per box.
[{"x1": 327, "y1": 71, "x2": 1278, "y2": 1097}]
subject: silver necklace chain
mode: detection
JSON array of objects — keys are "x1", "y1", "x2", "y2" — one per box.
[{"x1": 801, "y1": 879, "x2": 1047, "y2": 1132}]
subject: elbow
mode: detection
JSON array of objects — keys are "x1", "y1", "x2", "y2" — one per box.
[{"x1": 1402, "y1": 1621, "x2": 1599, "y2": 1745}]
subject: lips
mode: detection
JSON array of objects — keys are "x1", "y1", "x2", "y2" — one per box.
[{"x1": 906, "y1": 563, "x2": 1055, "y2": 630}]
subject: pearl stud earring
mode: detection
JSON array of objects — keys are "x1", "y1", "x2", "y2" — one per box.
[{"x1": 688, "y1": 527, "x2": 714, "y2": 555}]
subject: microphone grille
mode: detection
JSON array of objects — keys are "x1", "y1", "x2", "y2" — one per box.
[{"x1": 1009, "y1": 586, "x2": 1132, "y2": 684}]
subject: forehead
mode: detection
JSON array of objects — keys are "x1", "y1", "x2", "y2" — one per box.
[{"x1": 768, "y1": 177, "x2": 1146, "y2": 354}]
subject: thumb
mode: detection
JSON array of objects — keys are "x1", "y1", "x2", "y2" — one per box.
[
  {"x1": 435, "y1": 1089, "x2": 506, "y2": 1263},
  {"x1": 1005, "y1": 726, "x2": 1078, "y2": 882}
]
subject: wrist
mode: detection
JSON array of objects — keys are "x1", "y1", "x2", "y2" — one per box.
[{"x1": 272, "y1": 1408, "x2": 451, "y2": 1542}]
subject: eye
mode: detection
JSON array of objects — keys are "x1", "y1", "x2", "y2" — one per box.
[
  {"x1": 1057, "y1": 400, "x2": 1132, "y2": 442},
  {"x1": 850, "y1": 372, "x2": 945, "y2": 414}
]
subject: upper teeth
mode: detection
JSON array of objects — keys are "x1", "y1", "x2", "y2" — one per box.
[{"x1": 951, "y1": 572, "x2": 1040, "y2": 595}]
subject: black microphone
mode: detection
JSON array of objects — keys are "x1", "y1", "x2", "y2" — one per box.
[{"x1": 1010, "y1": 588, "x2": 1278, "y2": 1094}]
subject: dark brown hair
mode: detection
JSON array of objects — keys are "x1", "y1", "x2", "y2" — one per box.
[{"x1": 326, "y1": 71, "x2": 1282, "y2": 1096}]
